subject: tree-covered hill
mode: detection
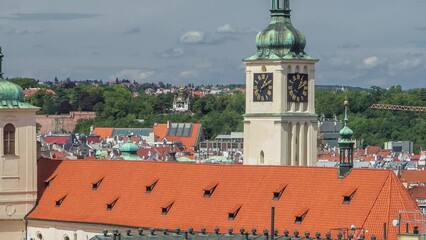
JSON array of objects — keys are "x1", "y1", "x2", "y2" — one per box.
[{"x1": 11, "y1": 77, "x2": 426, "y2": 153}]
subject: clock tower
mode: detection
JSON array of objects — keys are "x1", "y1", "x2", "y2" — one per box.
[{"x1": 243, "y1": 0, "x2": 318, "y2": 166}]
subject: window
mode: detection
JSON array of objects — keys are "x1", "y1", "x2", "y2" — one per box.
[
  {"x1": 3, "y1": 123, "x2": 15, "y2": 155},
  {"x1": 273, "y1": 184, "x2": 288, "y2": 200},
  {"x1": 161, "y1": 200, "x2": 174, "y2": 215},
  {"x1": 228, "y1": 205, "x2": 242, "y2": 220},
  {"x1": 342, "y1": 188, "x2": 357, "y2": 204},
  {"x1": 55, "y1": 196, "x2": 67, "y2": 207},
  {"x1": 36, "y1": 232, "x2": 43, "y2": 240},
  {"x1": 203, "y1": 183, "x2": 218, "y2": 198},
  {"x1": 146, "y1": 179, "x2": 159, "y2": 193},
  {"x1": 295, "y1": 208, "x2": 309, "y2": 224},
  {"x1": 260, "y1": 151, "x2": 265, "y2": 164},
  {"x1": 106, "y1": 198, "x2": 119, "y2": 211},
  {"x1": 63, "y1": 235, "x2": 70, "y2": 240},
  {"x1": 92, "y1": 177, "x2": 104, "y2": 190},
  {"x1": 44, "y1": 175, "x2": 56, "y2": 187}
]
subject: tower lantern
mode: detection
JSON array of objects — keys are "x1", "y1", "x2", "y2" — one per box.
[{"x1": 338, "y1": 98, "x2": 355, "y2": 178}]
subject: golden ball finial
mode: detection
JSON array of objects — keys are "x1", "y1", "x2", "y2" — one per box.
[{"x1": 344, "y1": 100, "x2": 349, "y2": 106}]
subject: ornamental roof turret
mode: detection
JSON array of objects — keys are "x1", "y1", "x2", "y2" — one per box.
[
  {"x1": 0, "y1": 47, "x2": 38, "y2": 109},
  {"x1": 245, "y1": 0, "x2": 317, "y2": 61}
]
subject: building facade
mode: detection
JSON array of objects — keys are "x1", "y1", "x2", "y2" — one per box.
[
  {"x1": 0, "y1": 47, "x2": 39, "y2": 239},
  {"x1": 244, "y1": 0, "x2": 318, "y2": 166}
]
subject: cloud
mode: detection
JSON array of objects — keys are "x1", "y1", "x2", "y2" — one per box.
[
  {"x1": 158, "y1": 48, "x2": 184, "y2": 58},
  {"x1": 1, "y1": 13, "x2": 99, "y2": 21},
  {"x1": 415, "y1": 26, "x2": 426, "y2": 31},
  {"x1": 388, "y1": 59, "x2": 422, "y2": 75},
  {"x1": 179, "y1": 31, "x2": 205, "y2": 44},
  {"x1": 363, "y1": 56, "x2": 379, "y2": 68},
  {"x1": 178, "y1": 70, "x2": 199, "y2": 79},
  {"x1": 114, "y1": 69, "x2": 155, "y2": 81},
  {"x1": 217, "y1": 24, "x2": 236, "y2": 33},
  {"x1": 6, "y1": 28, "x2": 47, "y2": 35},
  {"x1": 123, "y1": 27, "x2": 141, "y2": 35},
  {"x1": 340, "y1": 43, "x2": 360, "y2": 49},
  {"x1": 216, "y1": 24, "x2": 258, "y2": 34}
]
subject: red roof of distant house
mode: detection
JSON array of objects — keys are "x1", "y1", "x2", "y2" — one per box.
[
  {"x1": 93, "y1": 128, "x2": 114, "y2": 139},
  {"x1": 50, "y1": 150, "x2": 70, "y2": 160},
  {"x1": 400, "y1": 170, "x2": 426, "y2": 184},
  {"x1": 86, "y1": 135, "x2": 100, "y2": 144},
  {"x1": 29, "y1": 159, "x2": 419, "y2": 240},
  {"x1": 24, "y1": 88, "x2": 56, "y2": 97},
  {"x1": 43, "y1": 136, "x2": 70, "y2": 145},
  {"x1": 408, "y1": 186, "x2": 426, "y2": 201},
  {"x1": 153, "y1": 123, "x2": 202, "y2": 150},
  {"x1": 365, "y1": 145, "x2": 381, "y2": 155}
]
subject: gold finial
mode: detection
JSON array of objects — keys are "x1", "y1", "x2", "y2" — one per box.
[{"x1": 344, "y1": 95, "x2": 349, "y2": 106}]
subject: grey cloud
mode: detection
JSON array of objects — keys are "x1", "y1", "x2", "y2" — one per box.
[
  {"x1": 340, "y1": 43, "x2": 360, "y2": 49},
  {"x1": 415, "y1": 26, "x2": 426, "y2": 31},
  {"x1": 179, "y1": 31, "x2": 239, "y2": 45},
  {"x1": 6, "y1": 28, "x2": 47, "y2": 35},
  {"x1": 1, "y1": 13, "x2": 99, "y2": 21},
  {"x1": 216, "y1": 24, "x2": 258, "y2": 35},
  {"x1": 123, "y1": 27, "x2": 141, "y2": 35},
  {"x1": 158, "y1": 48, "x2": 185, "y2": 58}
]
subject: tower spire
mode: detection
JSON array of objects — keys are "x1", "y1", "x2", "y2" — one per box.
[
  {"x1": 0, "y1": 47, "x2": 4, "y2": 79},
  {"x1": 338, "y1": 98, "x2": 355, "y2": 178}
]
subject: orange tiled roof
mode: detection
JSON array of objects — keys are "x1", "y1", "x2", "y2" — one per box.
[
  {"x1": 93, "y1": 127, "x2": 114, "y2": 139},
  {"x1": 408, "y1": 186, "x2": 426, "y2": 201},
  {"x1": 28, "y1": 159, "x2": 419, "y2": 240},
  {"x1": 154, "y1": 123, "x2": 202, "y2": 149},
  {"x1": 401, "y1": 170, "x2": 426, "y2": 184}
]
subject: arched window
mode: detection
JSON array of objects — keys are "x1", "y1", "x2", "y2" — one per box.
[
  {"x1": 3, "y1": 123, "x2": 15, "y2": 155},
  {"x1": 260, "y1": 151, "x2": 265, "y2": 164}
]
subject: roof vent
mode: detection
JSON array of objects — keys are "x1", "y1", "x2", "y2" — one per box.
[
  {"x1": 44, "y1": 175, "x2": 57, "y2": 187},
  {"x1": 273, "y1": 184, "x2": 288, "y2": 200},
  {"x1": 106, "y1": 198, "x2": 119, "y2": 211},
  {"x1": 55, "y1": 195, "x2": 67, "y2": 207},
  {"x1": 146, "y1": 179, "x2": 159, "y2": 193},
  {"x1": 295, "y1": 208, "x2": 309, "y2": 224},
  {"x1": 342, "y1": 187, "x2": 357, "y2": 204},
  {"x1": 92, "y1": 177, "x2": 104, "y2": 190},
  {"x1": 161, "y1": 200, "x2": 175, "y2": 215},
  {"x1": 203, "y1": 183, "x2": 218, "y2": 198},
  {"x1": 228, "y1": 204, "x2": 242, "y2": 220}
]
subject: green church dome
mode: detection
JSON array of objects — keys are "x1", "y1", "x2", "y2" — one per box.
[
  {"x1": 339, "y1": 126, "x2": 354, "y2": 139},
  {"x1": 0, "y1": 79, "x2": 25, "y2": 102},
  {"x1": 245, "y1": 0, "x2": 316, "y2": 61},
  {"x1": 120, "y1": 140, "x2": 138, "y2": 154}
]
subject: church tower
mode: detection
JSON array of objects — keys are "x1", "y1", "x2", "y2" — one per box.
[
  {"x1": 0, "y1": 47, "x2": 39, "y2": 239},
  {"x1": 243, "y1": 0, "x2": 318, "y2": 166}
]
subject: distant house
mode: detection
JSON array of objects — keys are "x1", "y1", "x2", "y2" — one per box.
[{"x1": 153, "y1": 122, "x2": 204, "y2": 150}]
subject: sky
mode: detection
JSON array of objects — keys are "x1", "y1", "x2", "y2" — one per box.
[{"x1": 1, "y1": 0, "x2": 426, "y2": 89}]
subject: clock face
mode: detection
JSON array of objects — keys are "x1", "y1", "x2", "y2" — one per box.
[
  {"x1": 287, "y1": 73, "x2": 308, "y2": 102},
  {"x1": 253, "y1": 73, "x2": 273, "y2": 102}
]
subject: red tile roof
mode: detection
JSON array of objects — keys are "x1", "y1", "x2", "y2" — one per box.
[
  {"x1": 408, "y1": 186, "x2": 426, "y2": 201},
  {"x1": 365, "y1": 146, "x2": 381, "y2": 155},
  {"x1": 43, "y1": 136, "x2": 70, "y2": 145},
  {"x1": 29, "y1": 159, "x2": 419, "y2": 240},
  {"x1": 400, "y1": 170, "x2": 426, "y2": 184},
  {"x1": 93, "y1": 128, "x2": 114, "y2": 139},
  {"x1": 154, "y1": 123, "x2": 202, "y2": 149}
]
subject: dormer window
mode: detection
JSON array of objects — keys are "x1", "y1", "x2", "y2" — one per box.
[
  {"x1": 342, "y1": 188, "x2": 357, "y2": 204},
  {"x1": 161, "y1": 201, "x2": 175, "y2": 215},
  {"x1": 146, "y1": 179, "x2": 159, "y2": 193},
  {"x1": 44, "y1": 175, "x2": 56, "y2": 187},
  {"x1": 203, "y1": 183, "x2": 218, "y2": 198},
  {"x1": 228, "y1": 205, "x2": 242, "y2": 221},
  {"x1": 55, "y1": 195, "x2": 67, "y2": 207},
  {"x1": 92, "y1": 178, "x2": 104, "y2": 190},
  {"x1": 106, "y1": 198, "x2": 119, "y2": 211},
  {"x1": 295, "y1": 208, "x2": 309, "y2": 224},
  {"x1": 3, "y1": 123, "x2": 15, "y2": 155},
  {"x1": 273, "y1": 184, "x2": 288, "y2": 200}
]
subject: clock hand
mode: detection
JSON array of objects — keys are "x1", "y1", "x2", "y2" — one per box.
[{"x1": 298, "y1": 81, "x2": 307, "y2": 89}]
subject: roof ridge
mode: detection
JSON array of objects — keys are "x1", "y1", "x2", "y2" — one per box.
[{"x1": 360, "y1": 172, "x2": 391, "y2": 231}]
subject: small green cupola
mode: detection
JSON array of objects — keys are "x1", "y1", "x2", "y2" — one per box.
[
  {"x1": 338, "y1": 98, "x2": 355, "y2": 179},
  {"x1": 119, "y1": 134, "x2": 142, "y2": 161},
  {"x1": 0, "y1": 47, "x2": 37, "y2": 109},
  {"x1": 245, "y1": 0, "x2": 316, "y2": 61}
]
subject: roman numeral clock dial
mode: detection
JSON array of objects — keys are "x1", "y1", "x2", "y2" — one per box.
[
  {"x1": 287, "y1": 73, "x2": 308, "y2": 102},
  {"x1": 253, "y1": 73, "x2": 273, "y2": 102}
]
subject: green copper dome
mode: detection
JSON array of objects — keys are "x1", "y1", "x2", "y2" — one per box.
[
  {"x1": 245, "y1": 0, "x2": 316, "y2": 61},
  {"x1": 0, "y1": 79, "x2": 25, "y2": 102},
  {"x1": 120, "y1": 140, "x2": 138, "y2": 154}
]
